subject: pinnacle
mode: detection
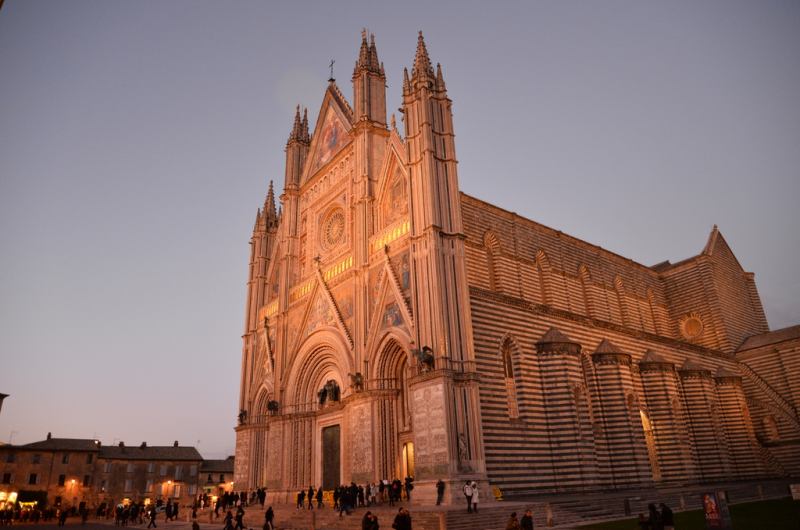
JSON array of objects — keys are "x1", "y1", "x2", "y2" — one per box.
[
  {"x1": 288, "y1": 105, "x2": 302, "y2": 142},
  {"x1": 354, "y1": 29, "x2": 382, "y2": 75},
  {"x1": 412, "y1": 30, "x2": 434, "y2": 81}
]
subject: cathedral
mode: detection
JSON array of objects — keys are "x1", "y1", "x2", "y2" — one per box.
[{"x1": 235, "y1": 31, "x2": 800, "y2": 503}]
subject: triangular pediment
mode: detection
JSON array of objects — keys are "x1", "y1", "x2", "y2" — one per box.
[
  {"x1": 302, "y1": 83, "x2": 354, "y2": 183},
  {"x1": 375, "y1": 143, "x2": 410, "y2": 230},
  {"x1": 365, "y1": 256, "x2": 414, "y2": 354}
]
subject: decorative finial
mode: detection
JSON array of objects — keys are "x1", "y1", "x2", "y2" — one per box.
[
  {"x1": 329, "y1": 59, "x2": 335, "y2": 82},
  {"x1": 390, "y1": 113, "x2": 397, "y2": 130}
]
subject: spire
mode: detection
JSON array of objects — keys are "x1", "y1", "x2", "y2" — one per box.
[
  {"x1": 264, "y1": 180, "x2": 277, "y2": 225},
  {"x1": 353, "y1": 29, "x2": 382, "y2": 75},
  {"x1": 288, "y1": 105, "x2": 303, "y2": 143},
  {"x1": 301, "y1": 108, "x2": 310, "y2": 143},
  {"x1": 403, "y1": 67, "x2": 411, "y2": 93},
  {"x1": 436, "y1": 62, "x2": 446, "y2": 91},
  {"x1": 412, "y1": 31, "x2": 434, "y2": 82}
]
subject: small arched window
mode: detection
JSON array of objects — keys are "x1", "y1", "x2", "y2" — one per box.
[{"x1": 501, "y1": 340, "x2": 519, "y2": 419}]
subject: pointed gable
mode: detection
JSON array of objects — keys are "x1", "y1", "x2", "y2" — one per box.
[{"x1": 303, "y1": 83, "x2": 354, "y2": 182}]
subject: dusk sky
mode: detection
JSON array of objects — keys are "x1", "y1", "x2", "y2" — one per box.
[{"x1": 1, "y1": 1, "x2": 798, "y2": 458}]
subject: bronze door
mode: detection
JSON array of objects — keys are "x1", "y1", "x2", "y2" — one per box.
[{"x1": 322, "y1": 425, "x2": 340, "y2": 490}]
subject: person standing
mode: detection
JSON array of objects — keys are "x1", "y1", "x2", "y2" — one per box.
[
  {"x1": 659, "y1": 503, "x2": 674, "y2": 530},
  {"x1": 391, "y1": 507, "x2": 411, "y2": 530},
  {"x1": 470, "y1": 482, "x2": 479, "y2": 513},
  {"x1": 520, "y1": 509, "x2": 534, "y2": 530},
  {"x1": 505, "y1": 512, "x2": 521, "y2": 530},
  {"x1": 307, "y1": 486, "x2": 315, "y2": 510},
  {"x1": 435, "y1": 479, "x2": 445, "y2": 505},
  {"x1": 462, "y1": 481, "x2": 473, "y2": 513},
  {"x1": 316, "y1": 487, "x2": 324, "y2": 509}
]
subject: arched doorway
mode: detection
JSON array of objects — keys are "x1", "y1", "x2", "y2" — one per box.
[{"x1": 373, "y1": 337, "x2": 413, "y2": 480}]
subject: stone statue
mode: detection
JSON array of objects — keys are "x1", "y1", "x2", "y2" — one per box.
[
  {"x1": 413, "y1": 346, "x2": 435, "y2": 372},
  {"x1": 267, "y1": 400, "x2": 279, "y2": 414},
  {"x1": 348, "y1": 372, "x2": 364, "y2": 392},
  {"x1": 325, "y1": 379, "x2": 341, "y2": 402},
  {"x1": 317, "y1": 386, "x2": 328, "y2": 406},
  {"x1": 238, "y1": 409, "x2": 247, "y2": 425},
  {"x1": 458, "y1": 433, "x2": 468, "y2": 462}
]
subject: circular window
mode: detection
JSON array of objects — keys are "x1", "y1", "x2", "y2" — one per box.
[
  {"x1": 680, "y1": 313, "x2": 704, "y2": 340},
  {"x1": 321, "y1": 208, "x2": 346, "y2": 250}
]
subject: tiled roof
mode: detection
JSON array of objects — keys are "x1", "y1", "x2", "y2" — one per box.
[
  {"x1": 20, "y1": 438, "x2": 100, "y2": 452},
  {"x1": 738, "y1": 325, "x2": 800, "y2": 351},
  {"x1": 200, "y1": 458, "x2": 234, "y2": 473},
  {"x1": 594, "y1": 339, "x2": 625, "y2": 354},
  {"x1": 100, "y1": 445, "x2": 202, "y2": 461},
  {"x1": 536, "y1": 327, "x2": 575, "y2": 344}
]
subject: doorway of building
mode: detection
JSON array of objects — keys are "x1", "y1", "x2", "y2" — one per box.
[
  {"x1": 322, "y1": 425, "x2": 341, "y2": 489},
  {"x1": 401, "y1": 442, "x2": 415, "y2": 478}
]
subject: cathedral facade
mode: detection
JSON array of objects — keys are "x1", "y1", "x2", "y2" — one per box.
[{"x1": 235, "y1": 32, "x2": 800, "y2": 502}]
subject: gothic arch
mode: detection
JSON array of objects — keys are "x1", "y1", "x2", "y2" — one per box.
[
  {"x1": 484, "y1": 231, "x2": 501, "y2": 291},
  {"x1": 370, "y1": 331, "x2": 414, "y2": 381},
  {"x1": 284, "y1": 329, "x2": 354, "y2": 407},
  {"x1": 535, "y1": 249, "x2": 553, "y2": 305},
  {"x1": 499, "y1": 333, "x2": 523, "y2": 419},
  {"x1": 252, "y1": 385, "x2": 273, "y2": 419}
]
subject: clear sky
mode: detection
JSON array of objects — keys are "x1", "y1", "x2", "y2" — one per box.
[{"x1": 1, "y1": 1, "x2": 798, "y2": 458}]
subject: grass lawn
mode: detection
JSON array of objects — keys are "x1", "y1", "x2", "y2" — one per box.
[{"x1": 576, "y1": 497, "x2": 800, "y2": 530}]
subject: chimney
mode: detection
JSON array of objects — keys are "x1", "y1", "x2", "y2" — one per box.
[
  {"x1": 46, "y1": 432, "x2": 52, "y2": 440},
  {"x1": 173, "y1": 440, "x2": 179, "y2": 447},
  {"x1": 140, "y1": 442, "x2": 147, "y2": 449},
  {"x1": 118, "y1": 441, "x2": 125, "y2": 448}
]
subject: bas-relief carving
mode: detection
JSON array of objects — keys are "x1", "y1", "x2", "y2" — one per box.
[
  {"x1": 412, "y1": 382, "x2": 449, "y2": 477},
  {"x1": 266, "y1": 425, "x2": 283, "y2": 488},
  {"x1": 349, "y1": 403, "x2": 373, "y2": 478},
  {"x1": 234, "y1": 430, "x2": 251, "y2": 485}
]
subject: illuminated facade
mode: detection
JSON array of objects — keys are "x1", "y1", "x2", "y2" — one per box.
[{"x1": 235, "y1": 31, "x2": 800, "y2": 501}]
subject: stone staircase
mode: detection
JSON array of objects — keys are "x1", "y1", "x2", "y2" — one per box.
[{"x1": 227, "y1": 479, "x2": 792, "y2": 530}]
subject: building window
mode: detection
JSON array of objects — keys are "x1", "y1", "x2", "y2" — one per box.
[
  {"x1": 87, "y1": 454, "x2": 93, "y2": 464},
  {"x1": 83, "y1": 475, "x2": 91, "y2": 487},
  {"x1": 206, "y1": 474, "x2": 213, "y2": 483},
  {"x1": 502, "y1": 341, "x2": 520, "y2": 419},
  {"x1": 32, "y1": 454, "x2": 41, "y2": 464},
  {"x1": 147, "y1": 462, "x2": 155, "y2": 473},
  {"x1": 159, "y1": 465, "x2": 167, "y2": 476},
  {"x1": 28, "y1": 473, "x2": 38, "y2": 485},
  {"x1": 62, "y1": 454, "x2": 70, "y2": 464},
  {"x1": 100, "y1": 480, "x2": 107, "y2": 491},
  {"x1": 188, "y1": 484, "x2": 197, "y2": 496},
  {"x1": 124, "y1": 479, "x2": 133, "y2": 492},
  {"x1": 763, "y1": 416, "x2": 780, "y2": 442},
  {"x1": 1, "y1": 473, "x2": 11, "y2": 484},
  {"x1": 145, "y1": 480, "x2": 153, "y2": 492},
  {"x1": 173, "y1": 484, "x2": 182, "y2": 498},
  {"x1": 189, "y1": 465, "x2": 197, "y2": 477},
  {"x1": 219, "y1": 474, "x2": 224, "y2": 484},
  {"x1": 127, "y1": 463, "x2": 135, "y2": 473},
  {"x1": 174, "y1": 465, "x2": 183, "y2": 480},
  {"x1": 103, "y1": 462, "x2": 112, "y2": 473},
  {"x1": 58, "y1": 474, "x2": 66, "y2": 486},
  {"x1": 640, "y1": 410, "x2": 662, "y2": 482},
  {"x1": 5, "y1": 453, "x2": 15, "y2": 463}
]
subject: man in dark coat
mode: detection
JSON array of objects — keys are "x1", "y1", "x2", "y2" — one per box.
[
  {"x1": 391, "y1": 507, "x2": 411, "y2": 530},
  {"x1": 521, "y1": 509, "x2": 534, "y2": 530},
  {"x1": 435, "y1": 479, "x2": 445, "y2": 505}
]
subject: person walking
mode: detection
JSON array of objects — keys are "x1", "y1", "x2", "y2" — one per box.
[
  {"x1": 263, "y1": 506, "x2": 274, "y2": 530},
  {"x1": 234, "y1": 506, "x2": 245, "y2": 530},
  {"x1": 435, "y1": 479, "x2": 445, "y2": 505},
  {"x1": 316, "y1": 487, "x2": 324, "y2": 509},
  {"x1": 147, "y1": 506, "x2": 157, "y2": 529},
  {"x1": 222, "y1": 510, "x2": 233, "y2": 530},
  {"x1": 462, "y1": 481, "x2": 473, "y2": 513},
  {"x1": 307, "y1": 486, "x2": 315, "y2": 510},
  {"x1": 520, "y1": 509, "x2": 534, "y2": 530},
  {"x1": 505, "y1": 512, "x2": 521, "y2": 530},
  {"x1": 470, "y1": 482, "x2": 479, "y2": 513}
]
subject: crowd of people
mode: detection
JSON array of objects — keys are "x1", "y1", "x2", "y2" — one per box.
[{"x1": 637, "y1": 503, "x2": 675, "y2": 530}]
